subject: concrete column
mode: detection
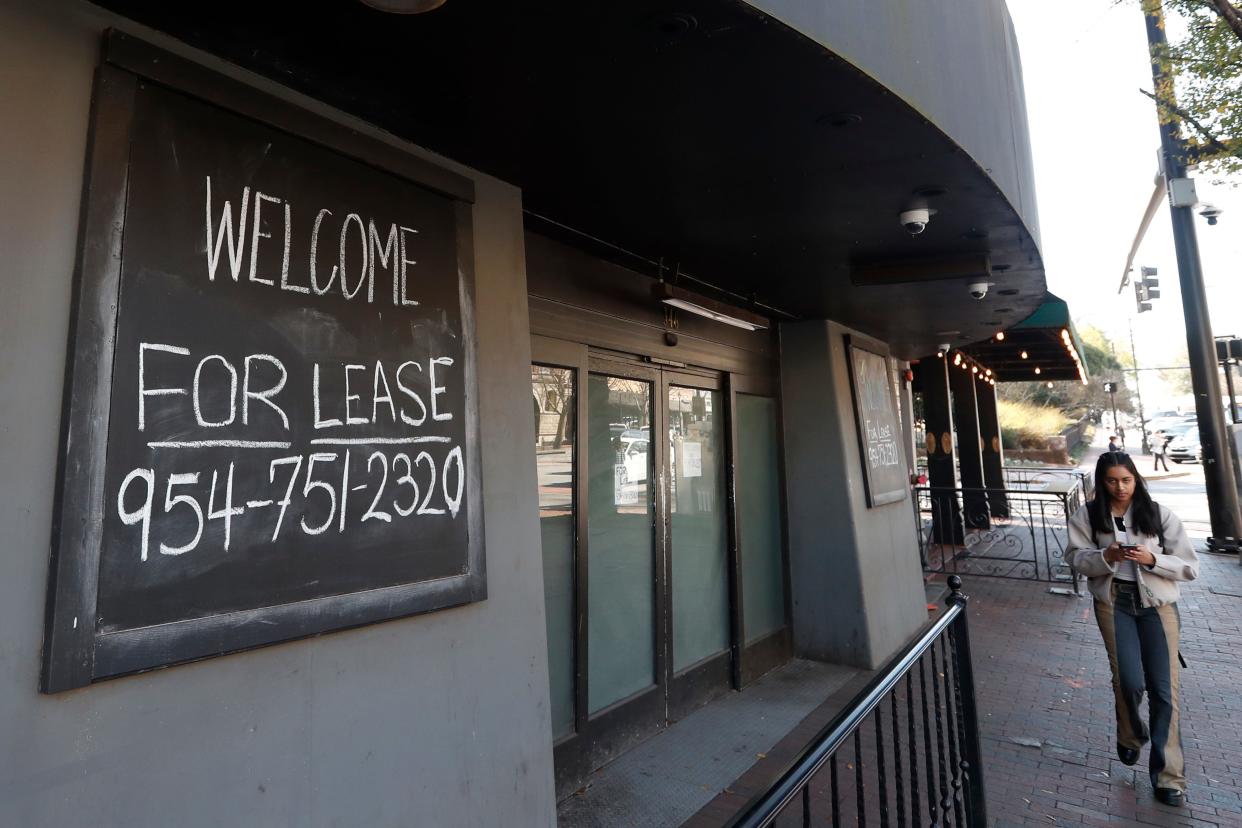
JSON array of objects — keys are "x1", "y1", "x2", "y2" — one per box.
[
  {"x1": 779, "y1": 321, "x2": 928, "y2": 669},
  {"x1": 917, "y1": 356, "x2": 964, "y2": 545},
  {"x1": 976, "y1": 380, "x2": 1009, "y2": 518},
  {"x1": 949, "y1": 365, "x2": 990, "y2": 530}
]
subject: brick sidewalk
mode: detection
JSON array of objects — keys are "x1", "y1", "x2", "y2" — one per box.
[{"x1": 962, "y1": 550, "x2": 1242, "y2": 827}]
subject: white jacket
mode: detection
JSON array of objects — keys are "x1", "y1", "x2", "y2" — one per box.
[{"x1": 1067, "y1": 502, "x2": 1199, "y2": 608}]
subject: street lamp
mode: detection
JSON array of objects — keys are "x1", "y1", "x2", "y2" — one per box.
[{"x1": 1104, "y1": 380, "x2": 1123, "y2": 447}]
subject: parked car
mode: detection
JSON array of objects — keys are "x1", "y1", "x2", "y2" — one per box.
[
  {"x1": 1147, "y1": 415, "x2": 1196, "y2": 436},
  {"x1": 1167, "y1": 427, "x2": 1201, "y2": 464},
  {"x1": 618, "y1": 431, "x2": 650, "y2": 484},
  {"x1": 1159, "y1": 420, "x2": 1196, "y2": 441}
]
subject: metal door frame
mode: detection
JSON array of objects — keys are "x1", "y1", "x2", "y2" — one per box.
[{"x1": 533, "y1": 338, "x2": 792, "y2": 793}]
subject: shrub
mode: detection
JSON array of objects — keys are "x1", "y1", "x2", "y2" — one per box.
[{"x1": 998, "y1": 400, "x2": 1072, "y2": 449}]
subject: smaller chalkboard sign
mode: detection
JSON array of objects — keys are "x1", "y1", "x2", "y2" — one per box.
[{"x1": 845, "y1": 337, "x2": 907, "y2": 507}]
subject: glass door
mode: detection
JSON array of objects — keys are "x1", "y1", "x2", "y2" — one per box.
[
  {"x1": 533, "y1": 362, "x2": 577, "y2": 742},
  {"x1": 585, "y1": 368, "x2": 661, "y2": 716},
  {"x1": 664, "y1": 372, "x2": 733, "y2": 717},
  {"x1": 532, "y1": 341, "x2": 788, "y2": 789}
]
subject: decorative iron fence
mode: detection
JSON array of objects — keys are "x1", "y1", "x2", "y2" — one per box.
[
  {"x1": 723, "y1": 577, "x2": 985, "y2": 828},
  {"x1": 914, "y1": 482, "x2": 1082, "y2": 589},
  {"x1": 1000, "y1": 465, "x2": 1092, "y2": 503},
  {"x1": 913, "y1": 461, "x2": 1093, "y2": 504}
]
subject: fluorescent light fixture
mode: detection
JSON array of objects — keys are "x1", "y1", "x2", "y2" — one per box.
[
  {"x1": 653, "y1": 284, "x2": 769, "y2": 331},
  {"x1": 661, "y1": 298, "x2": 763, "y2": 330}
]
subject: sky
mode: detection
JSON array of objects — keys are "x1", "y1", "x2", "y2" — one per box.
[{"x1": 1006, "y1": 0, "x2": 1242, "y2": 410}]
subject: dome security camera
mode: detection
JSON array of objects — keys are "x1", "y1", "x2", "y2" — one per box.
[
  {"x1": 1200, "y1": 204, "x2": 1222, "y2": 226},
  {"x1": 968, "y1": 281, "x2": 990, "y2": 300},
  {"x1": 900, "y1": 207, "x2": 931, "y2": 235}
]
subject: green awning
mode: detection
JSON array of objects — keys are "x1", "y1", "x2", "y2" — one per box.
[{"x1": 962, "y1": 292, "x2": 1089, "y2": 383}]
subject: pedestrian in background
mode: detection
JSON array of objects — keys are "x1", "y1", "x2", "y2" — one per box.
[
  {"x1": 1068, "y1": 451, "x2": 1199, "y2": 808},
  {"x1": 1152, "y1": 430, "x2": 1169, "y2": 472},
  {"x1": 1108, "y1": 435, "x2": 1120, "y2": 452}
]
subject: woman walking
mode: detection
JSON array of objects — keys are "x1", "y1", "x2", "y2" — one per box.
[
  {"x1": 1068, "y1": 451, "x2": 1199, "y2": 807},
  {"x1": 1152, "y1": 430, "x2": 1169, "y2": 472}
]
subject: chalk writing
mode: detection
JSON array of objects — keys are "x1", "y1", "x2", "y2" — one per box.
[
  {"x1": 847, "y1": 340, "x2": 908, "y2": 507},
  {"x1": 118, "y1": 340, "x2": 464, "y2": 563},
  {"x1": 205, "y1": 177, "x2": 421, "y2": 307}
]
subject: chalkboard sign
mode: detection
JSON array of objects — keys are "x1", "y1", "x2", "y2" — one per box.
[
  {"x1": 41, "y1": 34, "x2": 484, "y2": 692},
  {"x1": 845, "y1": 337, "x2": 907, "y2": 507}
]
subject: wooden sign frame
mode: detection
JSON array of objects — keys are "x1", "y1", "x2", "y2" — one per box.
[
  {"x1": 844, "y1": 335, "x2": 908, "y2": 508},
  {"x1": 41, "y1": 31, "x2": 485, "y2": 693}
]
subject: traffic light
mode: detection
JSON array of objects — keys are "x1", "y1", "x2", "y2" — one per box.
[
  {"x1": 1140, "y1": 266, "x2": 1160, "y2": 299},
  {"x1": 1134, "y1": 266, "x2": 1160, "y2": 313},
  {"x1": 1103, "y1": 381, "x2": 1117, "y2": 393}
]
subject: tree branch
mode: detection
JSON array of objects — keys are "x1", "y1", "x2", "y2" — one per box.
[
  {"x1": 1139, "y1": 87, "x2": 1240, "y2": 161},
  {"x1": 1205, "y1": 0, "x2": 1242, "y2": 42}
]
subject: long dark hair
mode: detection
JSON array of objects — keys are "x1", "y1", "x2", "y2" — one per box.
[{"x1": 1089, "y1": 451, "x2": 1161, "y2": 537}]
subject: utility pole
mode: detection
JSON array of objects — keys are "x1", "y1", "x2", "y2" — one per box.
[
  {"x1": 1229, "y1": 361, "x2": 1240, "y2": 425},
  {"x1": 1143, "y1": 0, "x2": 1242, "y2": 553},
  {"x1": 1220, "y1": 337, "x2": 1241, "y2": 424},
  {"x1": 1128, "y1": 319, "x2": 1150, "y2": 454},
  {"x1": 1229, "y1": 362, "x2": 1240, "y2": 424}
]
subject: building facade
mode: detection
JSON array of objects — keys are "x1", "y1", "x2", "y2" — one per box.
[{"x1": 0, "y1": 0, "x2": 1045, "y2": 824}]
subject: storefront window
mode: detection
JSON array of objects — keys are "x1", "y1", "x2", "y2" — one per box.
[{"x1": 737, "y1": 394, "x2": 786, "y2": 644}]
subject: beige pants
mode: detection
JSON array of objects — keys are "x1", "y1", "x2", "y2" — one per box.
[{"x1": 1093, "y1": 583, "x2": 1185, "y2": 792}]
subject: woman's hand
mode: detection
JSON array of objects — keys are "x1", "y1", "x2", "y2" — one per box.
[
  {"x1": 1124, "y1": 546, "x2": 1157, "y2": 568},
  {"x1": 1103, "y1": 542, "x2": 1127, "y2": 564}
]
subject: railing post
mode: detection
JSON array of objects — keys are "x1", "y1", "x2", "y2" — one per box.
[
  {"x1": 1061, "y1": 491, "x2": 1082, "y2": 596},
  {"x1": 946, "y1": 576, "x2": 988, "y2": 827}
]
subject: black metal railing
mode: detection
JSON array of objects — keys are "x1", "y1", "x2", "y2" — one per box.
[
  {"x1": 914, "y1": 483, "x2": 1081, "y2": 590},
  {"x1": 1000, "y1": 465, "x2": 1092, "y2": 503},
  {"x1": 724, "y1": 577, "x2": 986, "y2": 828}
]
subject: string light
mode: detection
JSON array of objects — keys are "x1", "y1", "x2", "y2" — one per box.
[
  {"x1": 1034, "y1": 366, "x2": 1041, "y2": 375},
  {"x1": 995, "y1": 331, "x2": 1006, "y2": 341},
  {"x1": 1060, "y1": 328, "x2": 1089, "y2": 385},
  {"x1": 1020, "y1": 351, "x2": 1028, "y2": 359},
  {"x1": 948, "y1": 351, "x2": 996, "y2": 385},
  {"x1": 1046, "y1": 381, "x2": 1054, "y2": 389}
]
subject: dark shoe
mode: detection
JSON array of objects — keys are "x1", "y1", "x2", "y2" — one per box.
[
  {"x1": 1116, "y1": 744, "x2": 1140, "y2": 766},
  {"x1": 1154, "y1": 788, "x2": 1184, "y2": 807}
]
